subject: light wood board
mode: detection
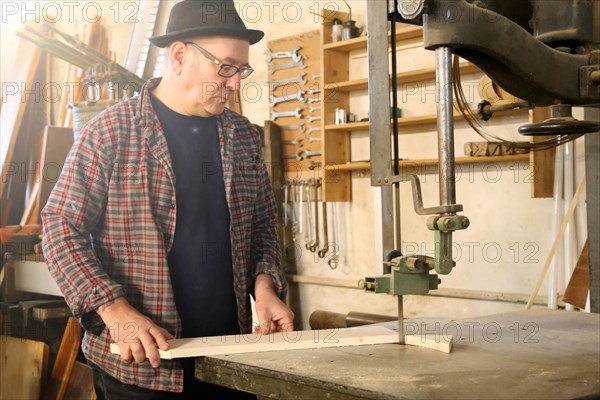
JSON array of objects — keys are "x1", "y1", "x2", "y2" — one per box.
[
  {"x1": 0, "y1": 335, "x2": 49, "y2": 400},
  {"x1": 405, "y1": 334, "x2": 453, "y2": 354},
  {"x1": 110, "y1": 326, "x2": 398, "y2": 360}
]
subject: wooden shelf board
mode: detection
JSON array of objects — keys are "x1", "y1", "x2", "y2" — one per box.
[
  {"x1": 325, "y1": 63, "x2": 481, "y2": 92},
  {"x1": 323, "y1": 25, "x2": 422, "y2": 52},
  {"x1": 324, "y1": 108, "x2": 528, "y2": 132},
  {"x1": 332, "y1": 154, "x2": 531, "y2": 171}
]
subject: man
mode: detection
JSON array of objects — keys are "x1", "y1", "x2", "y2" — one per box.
[{"x1": 42, "y1": 0, "x2": 294, "y2": 396}]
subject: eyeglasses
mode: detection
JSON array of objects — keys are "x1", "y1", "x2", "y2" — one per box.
[{"x1": 184, "y1": 42, "x2": 254, "y2": 79}]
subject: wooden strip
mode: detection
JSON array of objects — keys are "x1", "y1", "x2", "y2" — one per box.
[
  {"x1": 44, "y1": 317, "x2": 82, "y2": 400},
  {"x1": 405, "y1": 335, "x2": 453, "y2": 354},
  {"x1": 564, "y1": 240, "x2": 590, "y2": 308},
  {"x1": 63, "y1": 362, "x2": 96, "y2": 400},
  {"x1": 35, "y1": 126, "x2": 74, "y2": 216},
  {"x1": 529, "y1": 107, "x2": 555, "y2": 198},
  {"x1": 0, "y1": 335, "x2": 49, "y2": 399},
  {"x1": 527, "y1": 174, "x2": 586, "y2": 309},
  {"x1": 110, "y1": 326, "x2": 398, "y2": 360},
  {"x1": 0, "y1": 35, "x2": 41, "y2": 198}
]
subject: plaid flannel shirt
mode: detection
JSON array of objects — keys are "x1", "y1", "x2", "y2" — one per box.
[{"x1": 42, "y1": 78, "x2": 287, "y2": 392}]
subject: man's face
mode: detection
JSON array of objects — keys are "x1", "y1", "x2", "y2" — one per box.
[{"x1": 181, "y1": 36, "x2": 250, "y2": 117}]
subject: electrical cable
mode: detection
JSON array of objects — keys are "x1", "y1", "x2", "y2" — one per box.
[{"x1": 452, "y1": 55, "x2": 582, "y2": 151}]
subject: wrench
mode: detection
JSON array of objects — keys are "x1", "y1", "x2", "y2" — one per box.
[
  {"x1": 308, "y1": 137, "x2": 322, "y2": 143},
  {"x1": 308, "y1": 180, "x2": 320, "y2": 252},
  {"x1": 312, "y1": 74, "x2": 321, "y2": 80},
  {"x1": 270, "y1": 90, "x2": 305, "y2": 107},
  {"x1": 304, "y1": 180, "x2": 316, "y2": 250},
  {"x1": 290, "y1": 183, "x2": 300, "y2": 239},
  {"x1": 328, "y1": 202, "x2": 340, "y2": 269},
  {"x1": 307, "y1": 126, "x2": 321, "y2": 135},
  {"x1": 269, "y1": 58, "x2": 307, "y2": 75},
  {"x1": 282, "y1": 139, "x2": 303, "y2": 147},
  {"x1": 298, "y1": 181, "x2": 304, "y2": 235},
  {"x1": 318, "y1": 202, "x2": 329, "y2": 258},
  {"x1": 309, "y1": 89, "x2": 321, "y2": 95},
  {"x1": 309, "y1": 105, "x2": 321, "y2": 113},
  {"x1": 280, "y1": 123, "x2": 304, "y2": 133},
  {"x1": 268, "y1": 73, "x2": 307, "y2": 91},
  {"x1": 271, "y1": 108, "x2": 302, "y2": 121},
  {"x1": 308, "y1": 161, "x2": 322, "y2": 170},
  {"x1": 296, "y1": 149, "x2": 322, "y2": 161},
  {"x1": 265, "y1": 46, "x2": 303, "y2": 64},
  {"x1": 308, "y1": 97, "x2": 320, "y2": 104},
  {"x1": 308, "y1": 116, "x2": 321, "y2": 124},
  {"x1": 282, "y1": 183, "x2": 289, "y2": 226}
]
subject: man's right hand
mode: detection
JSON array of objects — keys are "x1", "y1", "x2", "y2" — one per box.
[{"x1": 97, "y1": 297, "x2": 174, "y2": 368}]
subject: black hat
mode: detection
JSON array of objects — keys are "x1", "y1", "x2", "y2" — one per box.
[{"x1": 149, "y1": 0, "x2": 264, "y2": 48}]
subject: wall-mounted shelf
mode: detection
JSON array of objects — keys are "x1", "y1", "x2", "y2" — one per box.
[
  {"x1": 324, "y1": 63, "x2": 481, "y2": 92},
  {"x1": 324, "y1": 108, "x2": 528, "y2": 132},
  {"x1": 323, "y1": 25, "x2": 422, "y2": 52},
  {"x1": 331, "y1": 154, "x2": 531, "y2": 172}
]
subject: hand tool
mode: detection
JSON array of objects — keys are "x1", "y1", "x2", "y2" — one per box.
[
  {"x1": 304, "y1": 180, "x2": 316, "y2": 251},
  {"x1": 308, "y1": 116, "x2": 322, "y2": 124},
  {"x1": 308, "y1": 180, "x2": 320, "y2": 252},
  {"x1": 307, "y1": 126, "x2": 321, "y2": 135},
  {"x1": 328, "y1": 203, "x2": 340, "y2": 269},
  {"x1": 308, "y1": 161, "x2": 322, "y2": 170},
  {"x1": 271, "y1": 108, "x2": 302, "y2": 121},
  {"x1": 269, "y1": 58, "x2": 307, "y2": 74},
  {"x1": 308, "y1": 137, "x2": 322, "y2": 143},
  {"x1": 282, "y1": 139, "x2": 303, "y2": 147},
  {"x1": 280, "y1": 123, "x2": 305, "y2": 133},
  {"x1": 268, "y1": 73, "x2": 307, "y2": 91},
  {"x1": 296, "y1": 150, "x2": 322, "y2": 161},
  {"x1": 265, "y1": 46, "x2": 303, "y2": 64},
  {"x1": 317, "y1": 202, "x2": 329, "y2": 258},
  {"x1": 309, "y1": 105, "x2": 321, "y2": 113},
  {"x1": 270, "y1": 90, "x2": 306, "y2": 107}
]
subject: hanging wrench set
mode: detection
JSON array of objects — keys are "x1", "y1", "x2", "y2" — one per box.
[
  {"x1": 281, "y1": 179, "x2": 341, "y2": 269},
  {"x1": 266, "y1": 31, "x2": 322, "y2": 171}
]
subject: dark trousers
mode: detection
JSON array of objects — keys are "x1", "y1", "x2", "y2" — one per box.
[{"x1": 91, "y1": 360, "x2": 256, "y2": 400}]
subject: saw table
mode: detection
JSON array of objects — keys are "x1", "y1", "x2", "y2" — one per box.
[{"x1": 195, "y1": 310, "x2": 600, "y2": 399}]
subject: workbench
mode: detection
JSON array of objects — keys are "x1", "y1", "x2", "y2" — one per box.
[{"x1": 195, "y1": 310, "x2": 600, "y2": 399}]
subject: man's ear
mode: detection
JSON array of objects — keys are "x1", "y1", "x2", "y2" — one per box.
[{"x1": 168, "y1": 42, "x2": 187, "y2": 75}]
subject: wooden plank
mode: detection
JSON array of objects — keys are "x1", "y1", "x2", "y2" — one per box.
[
  {"x1": 0, "y1": 335, "x2": 49, "y2": 400},
  {"x1": 63, "y1": 362, "x2": 96, "y2": 400},
  {"x1": 405, "y1": 334, "x2": 453, "y2": 354},
  {"x1": 0, "y1": 32, "x2": 41, "y2": 214},
  {"x1": 529, "y1": 107, "x2": 555, "y2": 198},
  {"x1": 110, "y1": 326, "x2": 398, "y2": 359},
  {"x1": 564, "y1": 240, "x2": 590, "y2": 308},
  {"x1": 44, "y1": 317, "x2": 82, "y2": 400},
  {"x1": 35, "y1": 126, "x2": 74, "y2": 217}
]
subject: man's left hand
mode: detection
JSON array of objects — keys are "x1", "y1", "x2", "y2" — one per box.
[{"x1": 254, "y1": 274, "x2": 294, "y2": 334}]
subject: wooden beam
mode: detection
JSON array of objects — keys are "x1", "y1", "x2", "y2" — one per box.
[{"x1": 111, "y1": 326, "x2": 398, "y2": 359}]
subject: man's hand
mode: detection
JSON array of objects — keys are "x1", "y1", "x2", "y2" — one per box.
[
  {"x1": 254, "y1": 274, "x2": 294, "y2": 334},
  {"x1": 97, "y1": 297, "x2": 174, "y2": 368}
]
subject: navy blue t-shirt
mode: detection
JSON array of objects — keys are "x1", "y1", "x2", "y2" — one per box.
[{"x1": 150, "y1": 93, "x2": 239, "y2": 338}]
